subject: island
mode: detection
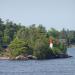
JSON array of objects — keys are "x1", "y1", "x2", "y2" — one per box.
[{"x1": 0, "y1": 18, "x2": 73, "y2": 60}]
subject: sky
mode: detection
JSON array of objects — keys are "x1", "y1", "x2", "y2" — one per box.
[{"x1": 0, "y1": 0, "x2": 75, "y2": 30}]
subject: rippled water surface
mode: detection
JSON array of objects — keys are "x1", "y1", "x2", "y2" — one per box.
[{"x1": 0, "y1": 48, "x2": 75, "y2": 75}]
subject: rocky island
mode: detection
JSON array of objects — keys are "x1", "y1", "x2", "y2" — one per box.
[{"x1": 0, "y1": 18, "x2": 72, "y2": 60}]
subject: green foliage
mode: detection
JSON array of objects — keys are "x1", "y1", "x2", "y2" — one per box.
[
  {"x1": 0, "y1": 45, "x2": 2, "y2": 52},
  {"x1": 48, "y1": 28, "x2": 59, "y2": 38},
  {"x1": 33, "y1": 38, "x2": 48, "y2": 59},
  {"x1": 52, "y1": 47, "x2": 62, "y2": 55},
  {"x1": 0, "y1": 19, "x2": 21, "y2": 52},
  {"x1": 9, "y1": 38, "x2": 32, "y2": 57},
  {"x1": 3, "y1": 35, "x2": 10, "y2": 45},
  {"x1": 59, "y1": 43, "x2": 67, "y2": 53},
  {"x1": 0, "y1": 18, "x2": 69, "y2": 59},
  {"x1": 51, "y1": 42, "x2": 67, "y2": 55}
]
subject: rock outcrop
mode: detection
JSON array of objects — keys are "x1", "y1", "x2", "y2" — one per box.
[{"x1": 15, "y1": 55, "x2": 28, "y2": 60}]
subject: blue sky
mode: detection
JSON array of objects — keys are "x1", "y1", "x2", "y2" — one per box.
[{"x1": 0, "y1": 0, "x2": 75, "y2": 30}]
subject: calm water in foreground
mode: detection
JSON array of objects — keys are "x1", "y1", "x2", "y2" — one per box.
[{"x1": 0, "y1": 48, "x2": 75, "y2": 75}]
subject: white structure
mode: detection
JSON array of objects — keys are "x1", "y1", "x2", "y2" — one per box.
[{"x1": 50, "y1": 43, "x2": 53, "y2": 48}]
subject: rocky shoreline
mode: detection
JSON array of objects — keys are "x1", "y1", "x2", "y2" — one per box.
[
  {"x1": 0, "y1": 54, "x2": 72, "y2": 60},
  {"x1": 0, "y1": 57, "x2": 10, "y2": 60}
]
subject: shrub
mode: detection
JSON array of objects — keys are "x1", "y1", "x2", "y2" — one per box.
[{"x1": 9, "y1": 38, "x2": 33, "y2": 57}]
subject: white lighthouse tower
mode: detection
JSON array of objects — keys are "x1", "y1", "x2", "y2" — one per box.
[{"x1": 49, "y1": 37, "x2": 53, "y2": 48}]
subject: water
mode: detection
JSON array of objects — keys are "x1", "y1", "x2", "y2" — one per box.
[{"x1": 0, "y1": 48, "x2": 75, "y2": 75}]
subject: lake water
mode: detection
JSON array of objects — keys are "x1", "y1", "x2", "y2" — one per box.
[{"x1": 0, "y1": 48, "x2": 75, "y2": 75}]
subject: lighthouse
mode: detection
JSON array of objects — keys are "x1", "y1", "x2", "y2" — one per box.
[{"x1": 49, "y1": 37, "x2": 53, "y2": 48}]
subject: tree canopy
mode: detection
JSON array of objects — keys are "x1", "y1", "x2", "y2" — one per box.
[{"x1": 0, "y1": 18, "x2": 74, "y2": 59}]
